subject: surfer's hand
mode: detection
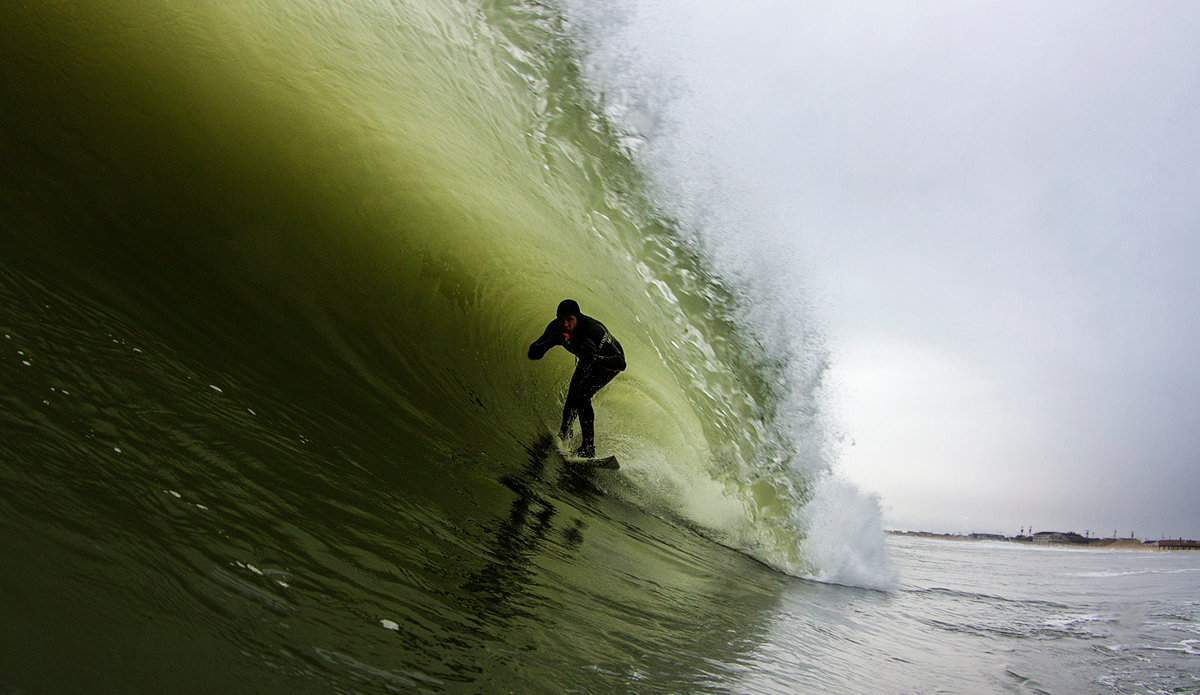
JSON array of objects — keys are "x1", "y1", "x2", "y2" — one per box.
[{"x1": 553, "y1": 331, "x2": 568, "y2": 345}]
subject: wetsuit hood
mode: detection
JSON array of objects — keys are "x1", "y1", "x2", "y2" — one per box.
[{"x1": 556, "y1": 299, "x2": 581, "y2": 319}]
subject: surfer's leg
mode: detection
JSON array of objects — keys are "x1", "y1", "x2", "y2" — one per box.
[
  {"x1": 572, "y1": 368, "x2": 617, "y2": 456},
  {"x1": 576, "y1": 398, "x2": 597, "y2": 457},
  {"x1": 558, "y1": 401, "x2": 577, "y2": 440},
  {"x1": 559, "y1": 365, "x2": 592, "y2": 441}
]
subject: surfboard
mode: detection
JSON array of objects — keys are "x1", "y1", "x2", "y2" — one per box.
[{"x1": 563, "y1": 455, "x2": 619, "y2": 471}]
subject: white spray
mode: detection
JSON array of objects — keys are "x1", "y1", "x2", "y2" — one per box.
[{"x1": 559, "y1": 0, "x2": 897, "y2": 590}]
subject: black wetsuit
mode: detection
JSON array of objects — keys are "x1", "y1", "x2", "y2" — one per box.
[{"x1": 528, "y1": 313, "x2": 626, "y2": 455}]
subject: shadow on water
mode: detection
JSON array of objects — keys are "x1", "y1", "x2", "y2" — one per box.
[
  {"x1": 461, "y1": 434, "x2": 595, "y2": 620},
  {"x1": 435, "y1": 431, "x2": 819, "y2": 694}
]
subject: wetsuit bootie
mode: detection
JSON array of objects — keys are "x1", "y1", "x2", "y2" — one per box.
[{"x1": 571, "y1": 444, "x2": 596, "y2": 459}]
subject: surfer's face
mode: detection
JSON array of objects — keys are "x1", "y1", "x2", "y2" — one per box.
[{"x1": 557, "y1": 315, "x2": 577, "y2": 332}]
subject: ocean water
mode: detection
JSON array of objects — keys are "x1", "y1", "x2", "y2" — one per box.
[
  {"x1": 2, "y1": 1, "x2": 1196, "y2": 693},
  {"x1": 879, "y1": 537, "x2": 1200, "y2": 695}
]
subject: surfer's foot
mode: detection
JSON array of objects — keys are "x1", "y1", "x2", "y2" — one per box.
[{"x1": 571, "y1": 444, "x2": 595, "y2": 459}]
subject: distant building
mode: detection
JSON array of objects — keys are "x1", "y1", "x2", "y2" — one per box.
[
  {"x1": 969, "y1": 533, "x2": 1006, "y2": 541},
  {"x1": 1031, "y1": 531, "x2": 1089, "y2": 545},
  {"x1": 1153, "y1": 540, "x2": 1200, "y2": 550}
]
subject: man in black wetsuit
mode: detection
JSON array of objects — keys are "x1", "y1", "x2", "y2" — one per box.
[{"x1": 528, "y1": 299, "x2": 626, "y2": 458}]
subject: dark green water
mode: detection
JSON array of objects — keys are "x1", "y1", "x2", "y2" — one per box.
[{"x1": 0, "y1": 251, "x2": 804, "y2": 693}]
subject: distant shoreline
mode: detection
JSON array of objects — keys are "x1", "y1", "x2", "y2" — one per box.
[{"x1": 887, "y1": 530, "x2": 1199, "y2": 551}]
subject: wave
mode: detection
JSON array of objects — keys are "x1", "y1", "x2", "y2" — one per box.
[{"x1": 1, "y1": 0, "x2": 890, "y2": 588}]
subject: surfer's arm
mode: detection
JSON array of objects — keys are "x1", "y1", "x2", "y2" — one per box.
[
  {"x1": 591, "y1": 351, "x2": 626, "y2": 371},
  {"x1": 576, "y1": 339, "x2": 626, "y2": 372},
  {"x1": 528, "y1": 322, "x2": 566, "y2": 360}
]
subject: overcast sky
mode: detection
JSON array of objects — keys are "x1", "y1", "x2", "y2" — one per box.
[{"x1": 573, "y1": 0, "x2": 1200, "y2": 539}]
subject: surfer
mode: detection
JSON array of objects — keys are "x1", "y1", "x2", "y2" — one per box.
[{"x1": 528, "y1": 299, "x2": 626, "y2": 458}]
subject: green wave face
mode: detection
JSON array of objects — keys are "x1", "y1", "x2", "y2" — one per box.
[{"x1": 1, "y1": 0, "x2": 833, "y2": 576}]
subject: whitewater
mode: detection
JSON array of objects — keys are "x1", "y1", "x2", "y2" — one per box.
[{"x1": 2, "y1": 0, "x2": 1197, "y2": 693}]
